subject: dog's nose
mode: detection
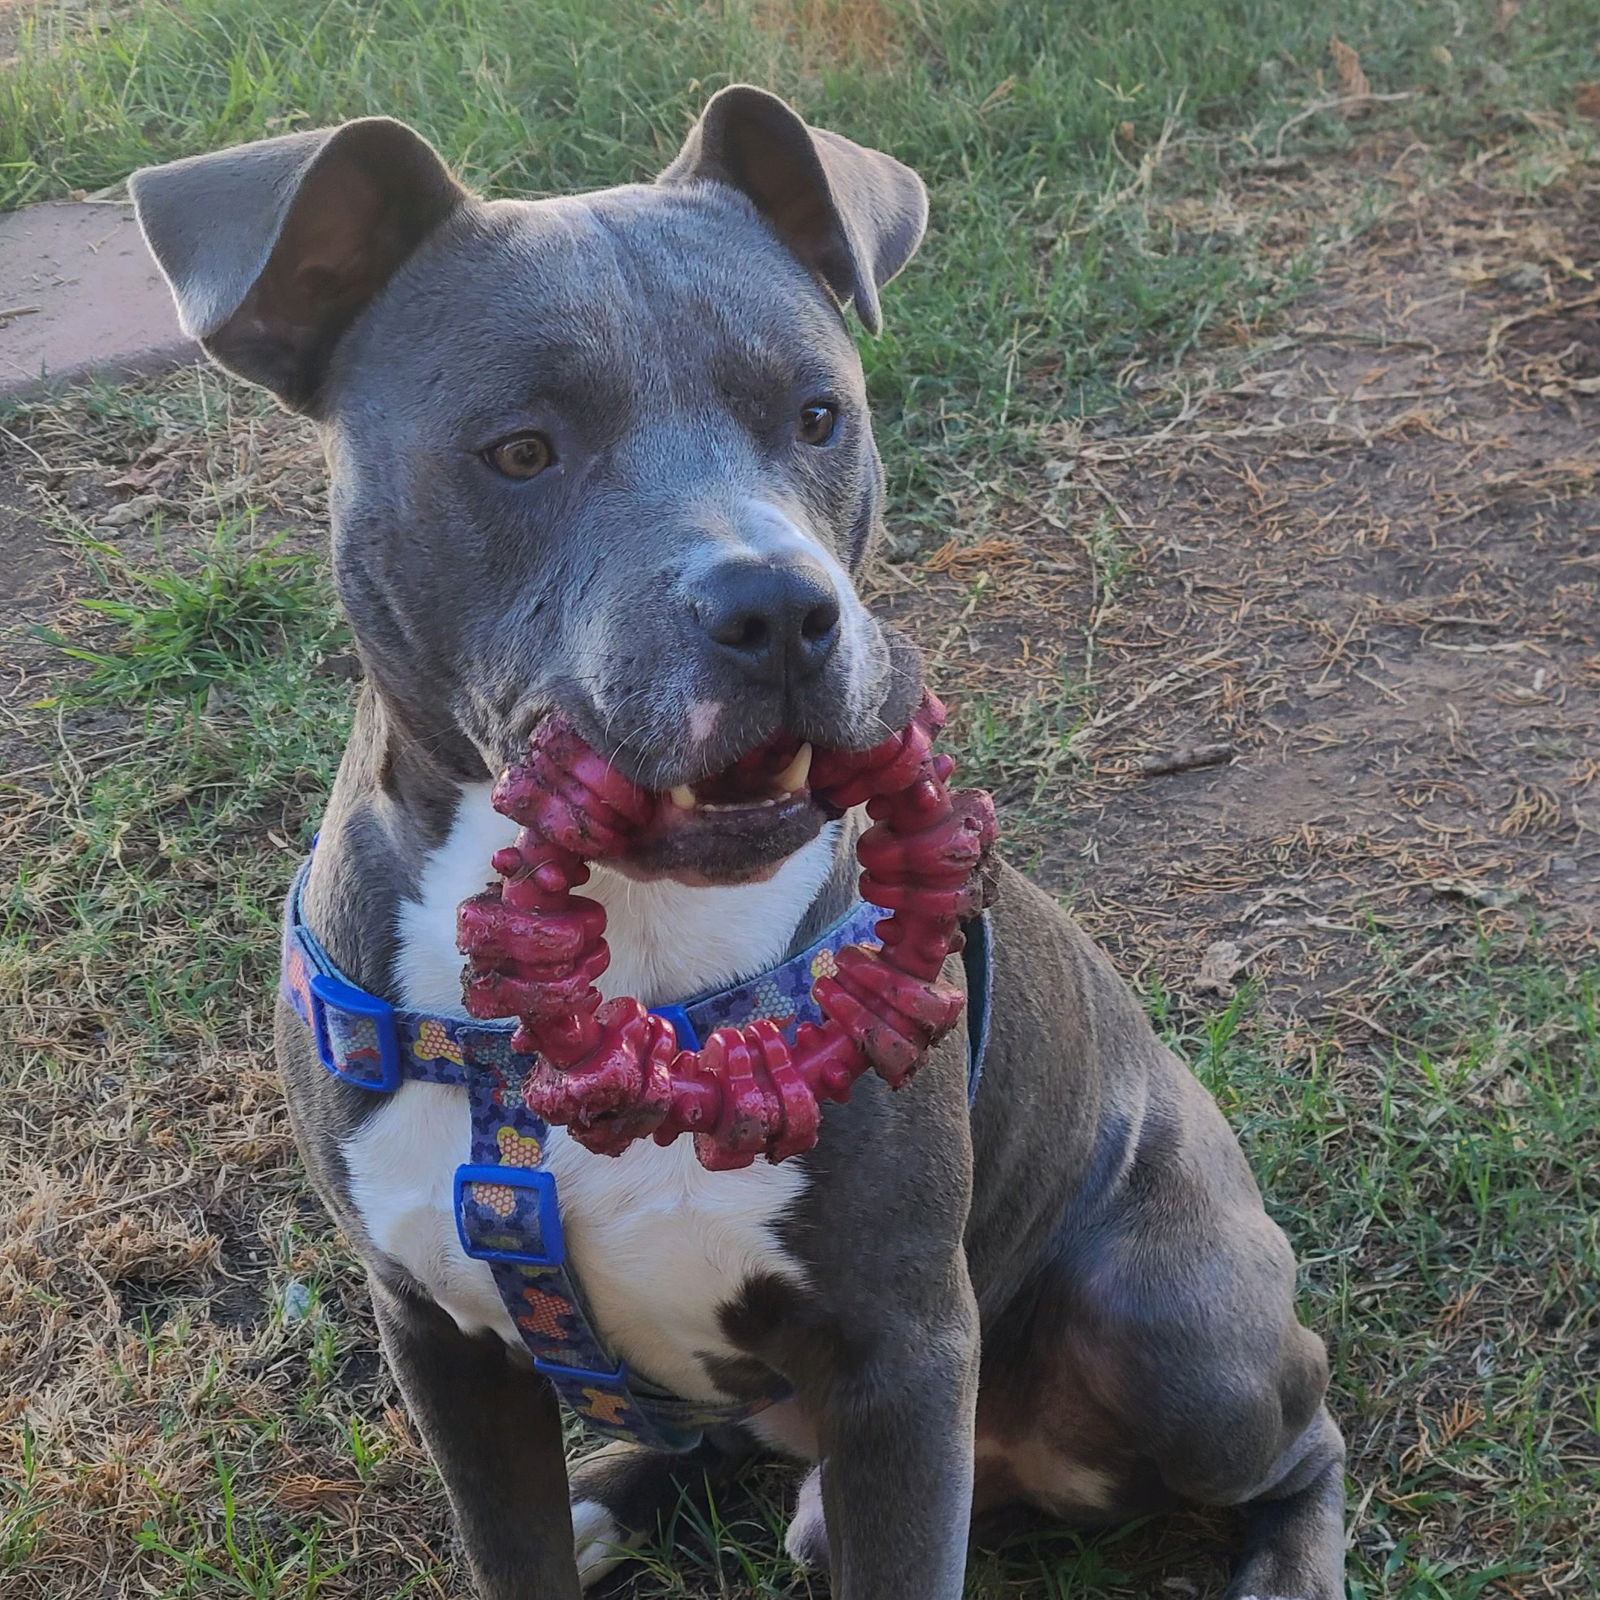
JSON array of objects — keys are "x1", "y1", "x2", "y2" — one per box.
[{"x1": 696, "y1": 557, "x2": 842, "y2": 687}]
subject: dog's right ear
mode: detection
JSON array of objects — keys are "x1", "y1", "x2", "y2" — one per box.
[{"x1": 130, "y1": 118, "x2": 465, "y2": 412}]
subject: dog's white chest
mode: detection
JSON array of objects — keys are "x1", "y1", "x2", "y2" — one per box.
[{"x1": 341, "y1": 783, "x2": 833, "y2": 1400}]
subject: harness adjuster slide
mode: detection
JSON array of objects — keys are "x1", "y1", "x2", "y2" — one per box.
[
  {"x1": 651, "y1": 1004, "x2": 701, "y2": 1051},
  {"x1": 534, "y1": 1353, "x2": 629, "y2": 1386},
  {"x1": 454, "y1": 1164, "x2": 565, "y2": 1267},
  {"x1": 308, "y1": 972, "x2": 403, "y2": 1092}
]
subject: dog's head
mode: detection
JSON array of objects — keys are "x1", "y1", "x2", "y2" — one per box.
[{"x1": 132, "y1": 89, "x2": 928, "y2": 885}]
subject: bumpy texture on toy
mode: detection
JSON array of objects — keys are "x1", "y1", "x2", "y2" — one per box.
[{"x1": 456, "y1": 691, "x2": 997, "y2": 1169}]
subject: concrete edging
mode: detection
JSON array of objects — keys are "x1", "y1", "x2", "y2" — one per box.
[{"x1": 0, "y1": 199, "x2": 198, "y2": 400}]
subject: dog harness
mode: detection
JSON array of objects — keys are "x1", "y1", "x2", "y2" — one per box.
[{"x1": 281, "y1": 856, "x2": 991, "y2": 1451}]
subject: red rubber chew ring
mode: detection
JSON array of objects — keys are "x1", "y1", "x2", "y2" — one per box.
[{"x1": 456, "y1": 690, "x2": 998, "y2": 1170}]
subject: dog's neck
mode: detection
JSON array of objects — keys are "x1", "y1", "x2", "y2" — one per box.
[
  {"x1": 393, "y1": 784, "x2": 849, "y2": 1016},
  {"x1": 305, "y1": 687, "x2": 861, "y2": 1016}
]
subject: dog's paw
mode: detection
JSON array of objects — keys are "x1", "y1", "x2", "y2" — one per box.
[
  {"x1": 1224, "y1": 1566, "x2": 1329, "y2": 1600},
  {"x1": 1224, "y1": 1547, "x2": 1339, "y2": 1600},
  {"x1": 783, "y1": 1465, "x2": 830, "y2": 1573},
  {"x1": 571, "y1": 1498, "x2": 642, "y2": 1591}
]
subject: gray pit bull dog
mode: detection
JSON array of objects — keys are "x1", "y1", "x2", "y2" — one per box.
[{"x1": 131, "y1": 88, "x2": 1346, "y2": 1600}]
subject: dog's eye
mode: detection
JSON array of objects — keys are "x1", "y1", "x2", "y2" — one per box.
[
  {"x1": 796, "y1": 402, "x2": 838, "y2": 446},
  {"x1": 485, "y1": 433, "x2": 555, "y2": 480}
]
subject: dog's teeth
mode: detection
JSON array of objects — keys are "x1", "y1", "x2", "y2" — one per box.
[
  {"x1": 774, "y1": 743, "x2": 813, "y2": 794},
  {"x1": 699, "y1": 795, "x2": 784, "y2": 813},
  {"x1": 669, "y1": 785, "x2": 697, "y2": 810}
]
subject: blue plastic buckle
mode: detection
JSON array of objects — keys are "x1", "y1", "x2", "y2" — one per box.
[
  {"x1": 652, "y1": 1004, "x2": 701, "y2": 1051},
  {"x1": 308, "y1": 972, "x2": 403, "y2": 1092},
  {"x1": 454, "y1": 1164, "x2": 565, "y2": 1267},
  {"x1": 534, "y1": 1352, "x2": 630, "y2": 1387}
]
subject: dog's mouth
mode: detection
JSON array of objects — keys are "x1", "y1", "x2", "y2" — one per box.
[
  {"x1": 612, "y1": 732, "x2": 828, "y2": 886},
  {"x1": 662, "y1": 733, "x2": 814, "y2": 815}
]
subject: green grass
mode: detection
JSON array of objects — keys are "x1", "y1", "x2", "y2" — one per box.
[
  {"x1": 1, "y1": 443, "x2": 349, "y2": 1048},
  {"x1": 33, "y1": 523, "x2": 327, "y2": 704},
  {"x1": 4, "y1": 663, "x2": 350, "y2": 1049},
  {"x1": 4, "y1": 0, "x2": 1598, "y2": 515}
]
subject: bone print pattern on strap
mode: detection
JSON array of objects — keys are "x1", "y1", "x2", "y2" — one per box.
[{"x1": 454, "y1": 1056, "x2": 758, "y2": 1451}]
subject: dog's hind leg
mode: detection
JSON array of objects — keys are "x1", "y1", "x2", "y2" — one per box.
[
  {"x1": 566, "y1": 1430, "x2": 753, "y2": 1591},
  {"x1": 1224, "y1": 1406, "x2": 1346, "y2": 1600},
  {"x1": 370, "y1": 1275, "x2": 581, "y2": 1600}
]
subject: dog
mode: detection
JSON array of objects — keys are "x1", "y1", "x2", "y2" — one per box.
[{"x1": 131, "y1": 87, "x2": 1346, "y2": 1600}]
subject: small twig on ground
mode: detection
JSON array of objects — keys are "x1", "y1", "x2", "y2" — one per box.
[
  {"x1": 0, "y1": 420, "x2": 52, "y2": 467},
  {"x1": 1289, "y1": 326, "x2": 1442, "y2": 357},
  {"x1": 1079, "y1": 463, "x2": 1138, "y2": 532},
  {"x1": 1078, "y1": 93, "x2": 1187, "y2": 230},
  {"x1": 1137, "y1": 741, "x2": 1236, "y2": 777},
  {"x1": 1271, "y1": 91, "x2": 1418, "y2": 158},
  {"x1": 53, "y1": 1171, "x2": 198, "y2": 1231},
  {"x1": 1067, "y1": 645, "x2": 1234, "y2": 757},
  {"x1": 1484, "y1": 287, "x2": 1600, "y2": 364},
  {"x1": 1330, "y1": 1006, "x2": 1421, "y2": 1046}
]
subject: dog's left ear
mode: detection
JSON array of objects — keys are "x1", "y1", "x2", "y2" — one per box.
[{"x1": 660, "y1": 85, "x2": 927, "y2": 335}]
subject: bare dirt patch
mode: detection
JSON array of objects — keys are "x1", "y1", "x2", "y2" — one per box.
[{"x1": 881, "y1": 141, "x2": 1600, "y2": 1029}]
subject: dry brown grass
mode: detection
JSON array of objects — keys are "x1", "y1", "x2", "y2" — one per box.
[{"x1": 748, "y1": 0, "x2": 904, "y2": 71}]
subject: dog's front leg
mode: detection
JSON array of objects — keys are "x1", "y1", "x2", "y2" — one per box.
[
  {"x1": 370, "y1": 1275, "x2": 580, "y2": 1600},
  {"x1": 809, "y1": 1285, "x2": 980, "y2": 1599}
]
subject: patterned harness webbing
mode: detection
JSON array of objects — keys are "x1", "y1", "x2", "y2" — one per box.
[{"x1": 281, "y1": 855, "x2": 990, "y2": 1452}]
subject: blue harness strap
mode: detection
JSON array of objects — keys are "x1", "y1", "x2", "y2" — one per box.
[
  {"x1": 452, "y1": 1056, "x2": 751, "y2": 1450},
  {"x1": 281, "y1": 856, "x2": 990, "y2": 1451}
]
